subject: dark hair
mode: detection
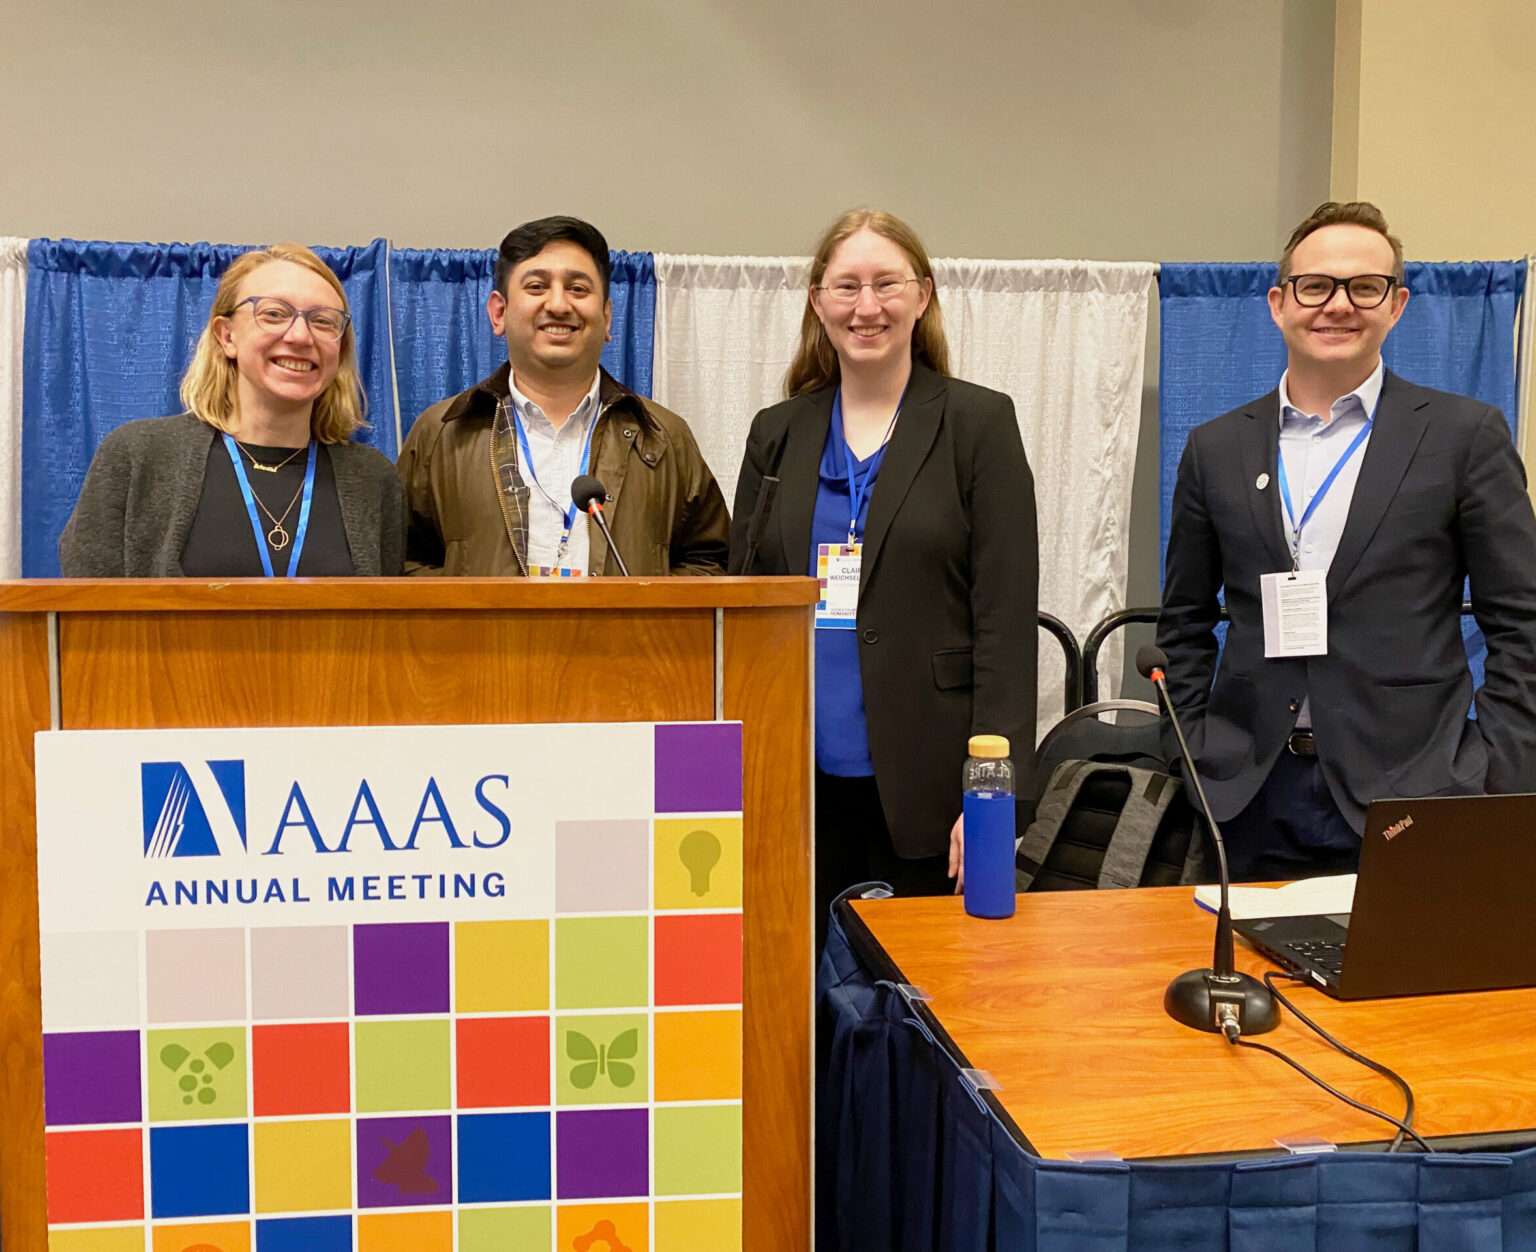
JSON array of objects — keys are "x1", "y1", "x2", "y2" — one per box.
[
  {"x1": 1279, "y1": 201, "x2": 1404, "y2": 284},
  {"x1": 493, "y1": 216, "x2": 612, "y2": 298}
]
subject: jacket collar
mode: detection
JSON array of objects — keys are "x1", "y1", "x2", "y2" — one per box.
[
  {"x1": 772, "y1": 360, "x2": 947, "y2": 583},
  {"x1": 860, "y1": 362, "x2": 945, "y2": 589},
  {"x1": 1237, "y1": 389, "x2": 1290, "y2": 572},
  {"x1": 441, "y1": 361, "x2": 658, "y2": 431},
  {"x1": 1238, "y1": 369, "x2": 1433, "y2": 592},
  {"x1": 1325, "y1": 369, "x2": 1432, "y2": 596}
]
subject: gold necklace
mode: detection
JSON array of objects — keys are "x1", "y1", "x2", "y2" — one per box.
[
  {"x1": 248, "y1": 476, "x2": 307, "y2": 550},
  {"x1": 233, "y1": 438, "x2": 307, "y2": 474}
]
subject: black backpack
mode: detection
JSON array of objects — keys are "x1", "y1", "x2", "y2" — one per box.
[
  {"x1": 1016, "y1": 758, "x2": 1208, "y2": 891},
  {"x1": 1015, "y1": 701, "x2": 1209, "y2": 892}
]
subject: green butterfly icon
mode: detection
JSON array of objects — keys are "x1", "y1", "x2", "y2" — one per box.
[{"x1": 567, "y1": 1027, "x2": 639, "y2": 1090}]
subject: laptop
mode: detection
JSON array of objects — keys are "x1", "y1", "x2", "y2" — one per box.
[{"x1": 1233, "y1": 793, "x2": 1536, "y2": 1000}]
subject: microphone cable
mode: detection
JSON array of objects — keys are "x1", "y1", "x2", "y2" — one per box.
[{"x1": 1225, "y1": 971, "x2": 1431, "y2": 1153}]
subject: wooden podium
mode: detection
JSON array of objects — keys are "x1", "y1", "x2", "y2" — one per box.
[{"x1": 0, "y1": 576, "x2": 817, "y2": 1250}]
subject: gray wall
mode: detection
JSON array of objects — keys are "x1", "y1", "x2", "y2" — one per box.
[{"x1": 0, "y1": 0, "x2": 1335, "y2": 689}]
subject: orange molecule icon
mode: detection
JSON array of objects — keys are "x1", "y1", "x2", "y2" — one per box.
[{"x1": 572, "y1": 1219, "x2": 633, "y2": 1252}]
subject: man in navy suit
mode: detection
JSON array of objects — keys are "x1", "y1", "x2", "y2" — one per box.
[{"x1": 1158, "y1": 201, "x2": 1536, "y2": 880}]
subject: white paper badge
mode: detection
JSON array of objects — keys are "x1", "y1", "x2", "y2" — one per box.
[
  {"x1": 815, "y1": 543, "x2": 861, "y2": 629},
  {"x1": 1261, "y1": 569, "x2": 1328, "y2": 656}
]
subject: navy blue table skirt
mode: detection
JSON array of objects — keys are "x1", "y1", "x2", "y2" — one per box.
[{"x1": 817, "y1": 903, "x2": 1536, "y2": 1252}]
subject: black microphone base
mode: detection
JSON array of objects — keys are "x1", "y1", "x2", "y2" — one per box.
[{"x1": 1164, "y1": 968, "x2": 1280, "y2": 1036}]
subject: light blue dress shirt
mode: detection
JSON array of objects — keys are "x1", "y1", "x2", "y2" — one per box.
[{"x1": 1276, "y1": 360, "x2": 1384, "y2": 727}]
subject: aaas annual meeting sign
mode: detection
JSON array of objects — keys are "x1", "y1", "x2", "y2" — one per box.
[
  {"x1": 34, "y1": 721, "x2": 708, "y2": 932},
  {"x1": 34, "y1": 720, "x2": 746, "y2": 1251}
]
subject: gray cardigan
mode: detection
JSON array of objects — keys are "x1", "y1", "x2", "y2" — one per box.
[{"x1": 58, "y1": 413, "x2": 406, "y2": 576}]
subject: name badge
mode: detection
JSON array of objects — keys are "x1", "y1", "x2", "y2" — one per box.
[
  {"x1": 1261, "y1": 569, "x2": 1328, "y2": 656},
  {"x1": 815, "y1": 543, "x2": 861, "y2": 629},
  {"x1": 528, "y1": 564, "x2": 585, "y2": 579}
]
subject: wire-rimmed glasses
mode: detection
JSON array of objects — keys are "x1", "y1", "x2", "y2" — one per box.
[
  {"x1": 814, "y1": 276, "x2": 922, "y2": 304},
  {"x1": 231, "y1": 296, "x2": 352, "y2": 341}
]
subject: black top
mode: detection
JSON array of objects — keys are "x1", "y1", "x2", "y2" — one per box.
[{"x1": 181, "y1": 439, "x2": 355, "y2": 576}]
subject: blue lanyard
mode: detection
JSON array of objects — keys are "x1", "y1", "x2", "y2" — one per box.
[
  {"x1": 834, "y1": 384, "x2": 907, "y2": 543},
  {"x1": 1276, "y1": 408, "x2": 1374, "y2": 567},
  {"x1": 223, "y1": 434, "x2": 317, "y2": 577},
  {"x1": 513, "y1": 404, "x2": 598, "y2": 558}
]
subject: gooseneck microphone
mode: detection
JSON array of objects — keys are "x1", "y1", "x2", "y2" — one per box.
[
  {"x1": 737, "y1": 432, "x2": 789, "y2": 575},
  {"x1": 1137, "y1": 644, "x2": 1279, "y2": 1039},
  {"x1": 572, "y1": 475, "x2": 630, "y2": 577}
]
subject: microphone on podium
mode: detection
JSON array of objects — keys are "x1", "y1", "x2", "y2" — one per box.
[
  {"x1": 1136, "y1": 644, "x2": 1279, "y2": 1040},
  {"x1": 737, "y1": 432, "x2": 789, "y2": 575},
  {"x1": 572, "y1": 475, "x2": 629, "y2": 577}
]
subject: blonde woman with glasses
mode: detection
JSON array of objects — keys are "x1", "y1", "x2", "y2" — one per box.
[
  {"x1": 729, "y1": 208, "x2": 1038, "y2": 951},
  {"x1": 60, "y1": 243, "x2": 404, "y2": 577}
]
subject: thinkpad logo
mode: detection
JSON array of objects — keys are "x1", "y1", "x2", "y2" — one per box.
[{"x1": 1380, "y1": 814, "x2": 1414, "y2": 841}]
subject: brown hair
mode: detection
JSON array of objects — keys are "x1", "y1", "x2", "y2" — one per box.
[
  {"x1": 179, "y1": 242, "x2": 367, "y2": 443},
  {"x1": 783, "y1": 208, "x2": 951, "y2": 398},
  {"x1": 1279, "y1": 201, "x2": 1404, "y2": 284}
]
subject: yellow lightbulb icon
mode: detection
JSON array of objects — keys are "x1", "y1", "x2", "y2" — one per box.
[{"x1": 678, "y1": 828, "x2": 722, "y2": 896}]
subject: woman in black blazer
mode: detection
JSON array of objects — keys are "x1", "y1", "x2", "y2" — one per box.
[{"x1": 730, "y1": 209, "x2": 1038, "y2": 948}]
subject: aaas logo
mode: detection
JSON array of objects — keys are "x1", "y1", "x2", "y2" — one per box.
[{"x1": 141, "y1": 761, "x2": 248, "y2": 858}]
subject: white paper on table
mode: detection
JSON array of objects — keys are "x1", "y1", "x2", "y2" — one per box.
[{"x1": 1193, "y1": 873, "x2": 1356, "y2": 919}]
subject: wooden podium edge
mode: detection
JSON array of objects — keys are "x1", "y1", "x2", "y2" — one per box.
[{"x1": 0, "y1": 587, "x2": 814, "y2": 1252}]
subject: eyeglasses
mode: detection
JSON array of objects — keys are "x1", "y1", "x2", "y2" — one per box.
[
  {"x1": 231, "y1": 296, "x2": 351, "y2": 341},
  {"x1": 814, "y1": 276, "x2": 922, "y2": 304},
  {"x1": 1285, "y1": 273, "x2": 1399, "y2": 309}
]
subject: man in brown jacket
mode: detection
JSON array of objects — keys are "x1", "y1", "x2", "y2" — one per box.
[{"x1": 399, "y1": 216, "x2": 729, "y2": 576}]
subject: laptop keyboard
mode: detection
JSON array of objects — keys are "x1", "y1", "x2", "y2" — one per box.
[{"x1": 1291, "y1": 938, "x2": 1347, "y2": 977}]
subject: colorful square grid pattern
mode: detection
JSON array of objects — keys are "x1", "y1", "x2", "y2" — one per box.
[{"x1": 42, "y1": 722, "x2": 744, "y2": 1251}]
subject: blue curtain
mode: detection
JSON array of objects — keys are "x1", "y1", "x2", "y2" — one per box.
[
  {"x1": 1157, "y1": 261, "x2": 1526, "y2": 685},
  {"x1": 20, "y1": 241, "x2": 656, "y2": 577},
  {"x1": 1158, "y1": 261, "x2": 1525, "y2": 561},
  {"x1": 21, "y1": 238, "x2": 395, "y2": 577},
  {"x1": 820, "y1": 904, "x2": 1536, "y2": 1252},
  {"x1": 388, "y1": 247, "x2": 656, "y2": 443}
]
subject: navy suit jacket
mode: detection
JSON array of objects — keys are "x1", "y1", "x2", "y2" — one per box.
[
  {"x1": 1158, "y1": 370, "x2": 1536, "y2": 831},
  {"x1": 728, "y1": 363, "x2": 1039, "y2": 857}
]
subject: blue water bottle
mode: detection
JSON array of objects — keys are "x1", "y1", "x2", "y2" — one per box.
[{"x1": 963, "y1": 734, "x2": 1016, "y2": 919}]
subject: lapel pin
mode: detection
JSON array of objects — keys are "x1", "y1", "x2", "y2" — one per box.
[{"x1": 1255, "y1": 473, "x2": 1270, "y2": 490}]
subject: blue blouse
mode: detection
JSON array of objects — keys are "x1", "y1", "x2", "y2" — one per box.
[{"x1": 810, "y1": 394, "x2": 891, "y2": 777}]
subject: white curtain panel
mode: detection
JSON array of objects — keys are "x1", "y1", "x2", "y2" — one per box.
[
  {"x1": 934, "y1": 259, "x2": 1155, "y2": 737},
  {"x1": 0, "y1": 238, "x2": 27, "y2": 580},
  {"x1": 655, "y1": 253, "x2": 1154, "y2": 744},
  {"x1": 652, "y1": 254, "x2": 811, "y2": 511}
]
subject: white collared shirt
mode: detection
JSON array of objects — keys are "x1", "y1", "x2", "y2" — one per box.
[
  {"x1": 1276, "y1": 359, "x2": 1383, "y2": 726},
  {"x1": 508, "y1": 371, "x2": 603, "y2": 574}
]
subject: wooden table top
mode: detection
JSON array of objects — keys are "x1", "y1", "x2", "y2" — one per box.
[{"x1": 848, "y1": 888, "x2": 1536, "y2": 1160}]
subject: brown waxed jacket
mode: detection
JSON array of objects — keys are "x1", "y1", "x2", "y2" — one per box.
[{"x1": 399, "y1": 363, "x2": 730, "y2": 576}]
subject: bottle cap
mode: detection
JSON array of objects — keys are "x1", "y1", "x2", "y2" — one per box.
[{"x1": 967, "y1": 734, "x2": 1010, "y2": 759}]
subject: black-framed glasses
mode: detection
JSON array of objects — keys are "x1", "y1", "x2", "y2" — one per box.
[
  {"x1": 231, "y1": 296, "x2": 351, "y2": 341},
  {"x1": 814, "y1": 276, "x2": 921, "y2": 304},
  {"x1": 1285, "y1": 273, "x2": 1399, "y2": 309}
]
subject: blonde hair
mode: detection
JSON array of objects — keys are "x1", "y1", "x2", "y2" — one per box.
[
  {"x1": 783, "y1": 208, "x2": 950, "y2": 399},
  {"x1": 180, "y1": 242, "x2": 367, "y2": 443}
]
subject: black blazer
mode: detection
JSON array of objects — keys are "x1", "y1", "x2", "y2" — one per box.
[
  {"x1": 1158, "y1": 370, "x2": 1536, "y2": 831},
  {"x1": 730, "y1": 363, "x2": 1039, "y2": 857}
]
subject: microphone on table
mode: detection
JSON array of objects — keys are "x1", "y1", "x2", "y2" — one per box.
[
  {"x1": 1136, "y1": 644, "x2": 1279, "y2": 1040},
  {"x1": 572, "y1": 475, "x2": 629, "y2": 577}
]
